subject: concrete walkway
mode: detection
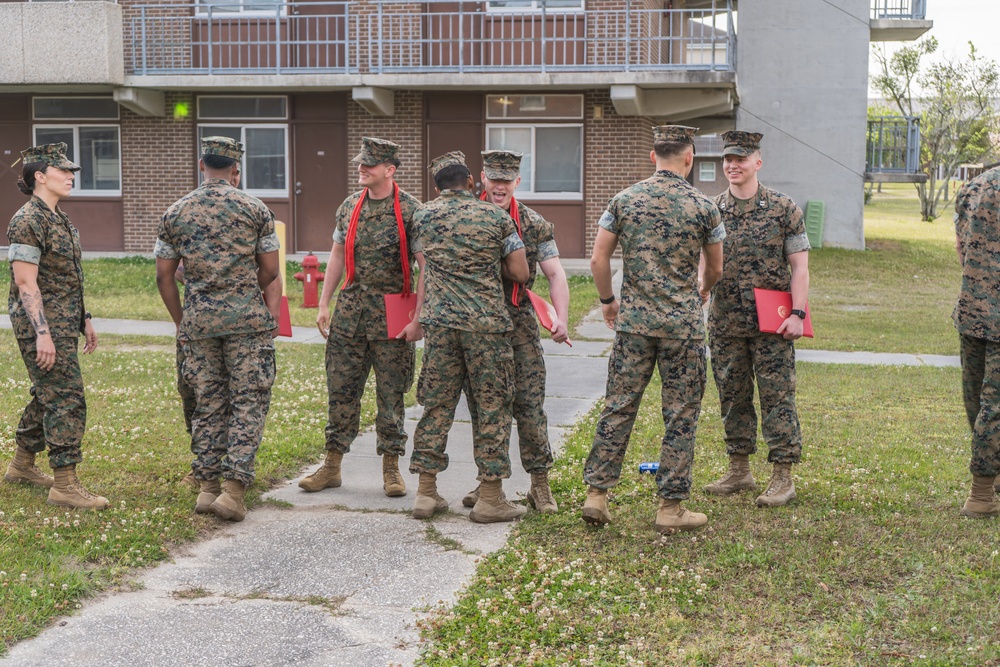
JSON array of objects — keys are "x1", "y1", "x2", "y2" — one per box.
[{"x1": 0, "y1": 308, "x2": 959, "y2": 667}]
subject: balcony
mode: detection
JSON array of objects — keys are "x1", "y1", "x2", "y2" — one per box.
[
  {"x1": 870, "y1": 0, "x2": 931, "y2": 42},
  {"x1": 124, "y1": 0, "x2": 736, "y2": 88},
  {"x1": 864, "y1": 115, "x2": 927, "y2": 183}
]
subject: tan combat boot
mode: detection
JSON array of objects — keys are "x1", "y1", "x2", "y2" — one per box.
[
  {"x1": 960, "y1": 475, "x2": 1000, "y2": 519},
  {"x1": 470, "y1": 480, "x2": 527, "y2": 523},
  {"x1": 412, "y1": 472, "x2": 449, "y2": 519},
  {"x1": 581, "y1": 486, "x2": 611, "y2": 525},
  {"x1": 382, "y1": 454, "x2": 406, "y2": 497},
  {"x1": 527, "y1": 471, "x2": 558, "y2": 514},
  {"x1": 180, "y1": 471, "x2": 199, "y2": 491},
  {"x1": 195, "y1": 478, "x2": 221, "y2": 514},
  {"x1": 298, "y1": 450, "x2": 343, "y2": 492},
  {"x1": 47, "y1": 465, "x2": 109, "y2": 510},
  {"x1": 462, "y1": 483, "x2": 481, "y2": 508},
  {"x1": 655, "y1": 498, "x2": 708, "y2": 534},
  {"x1": 756, "y1": 462, "x2": 796, "y2": 507},
  {"x1": 210, "y1": 479, "x2": 248, "y2": 522},
  {"x1": 703, "y1": 454, "x2": 757, "y2": 495},
  {"x1": 4, "y1": 447, "x2": 54, "y2": 488}
]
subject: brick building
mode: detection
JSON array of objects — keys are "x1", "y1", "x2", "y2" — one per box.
[{"x1": 0, "y1": 0, "x2": 929, "y2": 256}]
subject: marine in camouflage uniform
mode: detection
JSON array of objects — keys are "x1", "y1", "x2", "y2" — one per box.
[
  {"x1": 300, "y1": 137, "x2": 422, "y2": 498},
  {"x1": 409, "y1": 151, "x2": 530, "y2": 523},
  {"x1": 155, "y1": 136, "x2": 281, "y2": 522},
  {"x1": 582, "y1": 126, "x2": 725, "y2": 534},
  {"x1": 953, "y1": 165, "x2": 1000, "y2": 518},
  {"x1": 4, "y1": 142, "x2": 109, "y2": 510},
  {"x1": 461, "y1": 149, "x2": 570, "y2": 514},
  {"x1": 704, "y1": 131, "x2": 810, "y2": 508}
]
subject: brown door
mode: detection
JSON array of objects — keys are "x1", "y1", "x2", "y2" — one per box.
[
  {"x1": 0, "y1": 122, "x2": 32, "y2": 242},
  {"x1": 292, "y1": 122, "x2": 347, "y2": 254},
  {"x1": 425, "y1": 122, "x2": 485, "y2": 200}
]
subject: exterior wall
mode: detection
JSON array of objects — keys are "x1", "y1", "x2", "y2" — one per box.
[
  {"x1": 692, "y1": 156, "x2": 725, "y2": 197},
  {"x1": 736, "y1": 0, "x2": 869, "y2": 249},
  {"x1": 0, "y1": 2, "x2": 124, "y2": 85},
  {"x1": 583, "y1": 89, "x2": 656, "y2": 254},
  {"x1": 345, "y1": 92, "x2": 424, "y2": 199}
]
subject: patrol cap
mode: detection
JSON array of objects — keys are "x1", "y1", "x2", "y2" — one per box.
[
  {"x1": 428, "y1": 151, "x2": 467, "y2": 178},
  {"x1": 201, "y1": 136, "x2": 244, "y2": 161},
  {"x1": 352, "y1": 137, "x2": 400, "y2": 166},
  {"x1": 722, "y1": 130, "x2": 764, "y2": 157},
  {"x1": 652, "y1": 125, "x2": 698, "y2": 145},
  {"x1": 481, "y1": 150, "x2": 523, "y2": 181},
  {"x1": 20, "y1": 143, "x2": 80, "y2": 172}
]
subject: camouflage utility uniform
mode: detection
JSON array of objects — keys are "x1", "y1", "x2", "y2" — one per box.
[
  {"x1": 583, "y1": 170, "x2": 725, "y2": 499},
  {"x1": 411, "y1": 189, "x2": 525, "y2": 480},
  {"x1": 155, "y1": 178, "x2": 280, "y2": 487},
  {"x1": 325, "y1": 189, "x2": 421, "y2": 457},
  {"x1": 465, "y1": 200, "x2": 559, "y2": 475},
  {"x1": 7, "y1": 196, "x2": 89, "y2": 469},
  {"x1": 708, "y1": 185, "x2": 810, "y2": 463},
  {"x1": 954, "y1": 166, "x2": 1000, "y2": 478}
]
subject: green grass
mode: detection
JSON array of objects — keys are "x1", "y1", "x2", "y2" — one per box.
[
  {"x1": 0, "y1": 331, "x2": 350, "y2": 649},
  {"x1": 799, "y1": 183, "x2": 961, "y2": 355},
  {"x1": 417, "y1": 364, "x2": 999, "y2": 666}
]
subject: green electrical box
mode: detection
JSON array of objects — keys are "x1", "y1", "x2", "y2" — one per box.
[{"x1": 805, "y1": 200, "x2": 825, "y2": 249}]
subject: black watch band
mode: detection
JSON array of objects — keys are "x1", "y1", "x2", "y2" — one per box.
[
  {"x1": 790, "y1": 309, "x2": 806, "y2": 319},
  {"x1": 84, "y1": 311, "x2": 92, "y2": 320},
  {"x1": 600, "y1": 295, "x2": 616, "y2": 305}
]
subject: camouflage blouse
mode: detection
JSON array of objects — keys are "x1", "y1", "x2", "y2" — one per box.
[
  {"x1": 415, "y1": 189, "x2": 524, "y2": 334},
  {"x1": 954, "y1": 166, "x2": 1000, "y2": 341},
  {"x1": 155, "y1": 179, "x2": 280, "y2": 340},
  {"x1": 7, "y1": 196, "x2": 86, "y2": 340},
  {"x1": 708, "y1": 184, "x2": 810, "y2": 337},
  {"x1": 505, "y1": 201, "x2": 559, "y2": 346}
]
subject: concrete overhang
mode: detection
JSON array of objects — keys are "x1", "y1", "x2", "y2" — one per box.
[
  {"x1": 870, "y1": 19, "x2": 933, "y2": 42},
  {"x1": 113, "y1": 88, "x2": 166, "y2": 117},
  {"x1": 610, "y1": 85, "x2": 736, "y2": 121},
  {"x1": 352, "y1": 86, "x2": 394, "y2": 116},
  {"x1": 121, "y1": 71, "x2": 737, "y2": 92}
]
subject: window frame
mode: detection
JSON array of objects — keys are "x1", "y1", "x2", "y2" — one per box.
[
  {"x1": 31, "y1": 124, "x2": 122, "y2": 197},
  {"x1": 486, "y1": 94, "x2": 584, "y2": 121},
  {"x1": 485, "y1": 0, "x2": 584, "y2": 14},
  {"x1": 699, "y1": 161, "x2": 717, "y2": 182},
  {"x1": 196, "y1": 95, "x2": 289, "y2": 121},
  {"x1": 32, "y1": 96, "x2": 120, "y2": 122},
  {"x1": 486, "y1": 123, "x2": 583, "y2": 201},
  {"x1": 194, "y1": 0, "x2": 287, "y2": 18},
  {"x1": 197, "y1": 123, "x2": 290, "y2": 199}
]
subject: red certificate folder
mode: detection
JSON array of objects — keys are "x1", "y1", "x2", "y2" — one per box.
[
  {"x1": 385, "y1": 292, "x2": 417, "y2": 339},
  {"x1": 526, "y1": 290, "x2": 572, "y2": 347},
  {"x1": 752, "y1": 288, "x2": 814, "y2": 338}
]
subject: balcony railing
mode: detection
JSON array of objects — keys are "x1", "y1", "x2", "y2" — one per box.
[
  {"x1": 866, "y1": 115, "x2": 921, "y2": 175},
  {"x1": 126, "y1": 0, "x2": 735, "y2": 76},
  {"x1": 870, "y1": 0, "x2": 926, "y2": 20}
]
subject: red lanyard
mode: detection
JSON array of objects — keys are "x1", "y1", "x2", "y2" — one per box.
[
  {"x1": 481, "y1": 191, "x2": 522, "y2": 306},
  {"x1": 342, "y1": 183, "x2": 410, "y2": 294}
]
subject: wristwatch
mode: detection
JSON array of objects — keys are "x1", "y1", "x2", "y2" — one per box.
[
  {"x1": 84, "y1": 311, "x2": 92, "y2": 320},
  {"x1": 600, "y1": 295, "x2": 616, "y2": 305},
  {"x1": 790, "y1": 309, "x2": 806, "y2": 320}
]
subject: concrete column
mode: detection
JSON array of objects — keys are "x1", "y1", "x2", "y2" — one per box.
[{"x1": 735, "y1": 0, "x2": 869, "y2": 249}]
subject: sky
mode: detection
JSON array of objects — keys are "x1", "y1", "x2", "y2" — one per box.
[{"x1": 869, "y1": 1, "x2": 1000, "y2": 92}]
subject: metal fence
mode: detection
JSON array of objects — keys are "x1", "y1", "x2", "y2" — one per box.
[
  {"x1": 127, "y1": 0, "x2": 735, "y2": 75},
  {"x1": 870, "y1": 0, "x2": 926, "y2": 20},
  {"x1": 866, "y1": 116, "x2": 921, "y2": 174}
]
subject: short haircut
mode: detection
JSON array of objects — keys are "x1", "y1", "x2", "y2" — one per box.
[
  {"x1": 384, "y1": 157, "x2": 401, "y2": 169},
  {"x1": 202, "y1": 154, "x2": 238, "y2": 170},
  {"x1": 653, "y1": 140, "x2": 694, "y2": 160},
  {"x1": 434, "y1": 164, "x2": 471, "y2": 190}
]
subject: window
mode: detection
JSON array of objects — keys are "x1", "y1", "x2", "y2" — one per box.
[
  {"x1": 699, "y1": 161, "x2": 716, "y2": 182},
  {"x1": 198, "y1": 96, "x2": 287, "y2": 120},
  {"x1": 487, "y1": 0, "x2": 583, "y2": 11},
  {"x1": 33, "y1": 97, "x2": 121, "y2": 195},
  {"x1": 195, "y1": 0, "x2": 285, "y2": 15},
  {"x1": 487, "y1": 94, "x2": 584, "y2": 120},
  {"x1": 487, "y1": 125, "x2": 582, "y2": 199},
  {"x1": 198, "y1": 125, "x2": 288, "y2": 197}
]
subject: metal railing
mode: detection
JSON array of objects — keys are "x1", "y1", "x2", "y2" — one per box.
[
  {"x1": 870, "y1": 0, "x2": 926, "y2": 20},
  {"x1": 866, "y1": 116, "x2": 921, "y2": 174},
  {"x1": 127, "y1": 0, "x2": 735, "y2": 75}
]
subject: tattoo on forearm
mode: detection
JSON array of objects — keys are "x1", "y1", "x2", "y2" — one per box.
[{"x1": 19, "y1": 289, "x2": 49, "y2": 334}]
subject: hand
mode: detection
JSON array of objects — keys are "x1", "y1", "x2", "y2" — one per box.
[
  {"x1": 35, "y1": 333, "x2": 56, "y2": 371},
  {"x1": 776, "y1": 315, "x2": 804, "y2": 340},
  {"x1": 317, "y1": 304, "x2": 331, "y2": 339},
  {"x1": 271, "y1": 327, "x2": 280, "y2": 339},
  {"x1": 601, "y1": 300, "x2": 619, "y2": 329},
  {"x1": 396, "y1": 320, "x2": 424, "y2": 343},
  {"x1": 82, "y1": 319, "x2": 98, "y2": 354},
  {"x1": 549, "y1": 317, "x2": 569, "y2": 344},
  {"x1": 699, "y1": 289, "x2": 711, "y2": 305}
]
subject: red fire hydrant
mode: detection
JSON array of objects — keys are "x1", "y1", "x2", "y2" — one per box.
[{"x1": 294, "y1": 252, "x2": 324, "y2": 308}]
